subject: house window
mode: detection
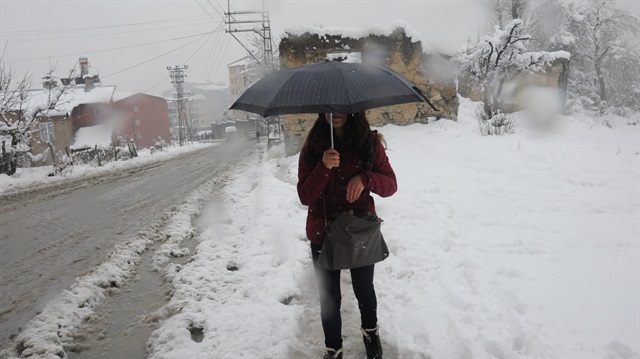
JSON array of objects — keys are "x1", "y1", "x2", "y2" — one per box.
[
  {"x1": 94, "y1": 107, "x2": 102, "y2": 117},
  {"x1": 39, "y1": 122, "x2": 55, "y2": 142},
  {"x1": 134, "y1": 105, "x2": 139, "y2": 113},
  {"x1": 136, "y1": 133, "x2": 142, "y2": 140},
  {"x1": 135, "y1": 119, "x2": 141, "y2": 126}
]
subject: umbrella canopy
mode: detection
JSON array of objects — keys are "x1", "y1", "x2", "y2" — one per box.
[{"x1": 229, "y1": 61, "x2": 437, "y2": 117}]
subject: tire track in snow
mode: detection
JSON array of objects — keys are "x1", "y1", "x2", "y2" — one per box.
[{"x1": 0, "y1": 143, "x2": 252, "y2": 359}]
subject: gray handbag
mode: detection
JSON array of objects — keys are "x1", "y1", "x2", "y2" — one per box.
[{"x1": 317, "y1": 210, "x2": 389, "y2": 270}]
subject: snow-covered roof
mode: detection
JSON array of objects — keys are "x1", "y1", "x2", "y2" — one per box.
[
  {"x1": 112, "y1": 92, "x2": 137, "y2": 102},
  {"x1": 191, "y1": 81, "x2": 227, "y2": 92},
  {"x1": 70, "y1": 122, "x2": 113, "y2": 149},
  {"x1": 25, "y1": 85, "x2": 116, "y2": 117},
  {"x1": 282, "y1": 21, "x2": 432, "y2": 53},
  {"x1": 113, "y1": 92, "x2": 170, "y2": 102},
  {"x1": 189, "y1": 94, "x2": 206, "y2": 101},
  {"x1": 228, "y1": 56, "x2": 252, "y2": 68}
]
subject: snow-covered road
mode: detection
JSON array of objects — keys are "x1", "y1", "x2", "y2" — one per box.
[{"x1": 0, "y1": 140, "x2": 253, "y2": 353}]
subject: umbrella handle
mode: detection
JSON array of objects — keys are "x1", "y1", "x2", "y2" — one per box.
[{"x1": 329, "y1": 113, "x2": 334, "y2": 149}]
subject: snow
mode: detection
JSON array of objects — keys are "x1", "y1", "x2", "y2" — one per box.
[
  {"x1": 191, "y1": 81, "x2": 227, "y2": 92},
  {"x1": 283, "y1": 21, "x2": 433, "y2": 53},
  {"x1": 70, "y1": 122, "x2": 113, "y2": 149},
  {"x1": 111, "y1": 92, "x2": 137, "y2": 102},
  {"x1": 0, "y1": 142, "x2": 215, "y2": 195},
  {"x1": 326, "y1": 52, "x2": 362, "y2": 63},
  {"x1": 25, "y1": 85, "x2": 116, "y2": 118},
  {"x1": 1, "y1": 97, "x2": 639, "y2": 358}
]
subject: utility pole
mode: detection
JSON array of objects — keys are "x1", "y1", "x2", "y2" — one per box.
[
  {"x1": 167, "y1": 65, "x2": 192, "y2": 146},
  {"x1": 226, "y1": 0, "x2": 280, "y2": 145},
  {"x1": 225, "y1": 0, "x2": 273, "y2": 69}
]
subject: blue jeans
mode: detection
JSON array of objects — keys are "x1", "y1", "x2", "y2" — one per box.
[{"x1": 311, "y1": 243, "x2": 378, "y2": 350}]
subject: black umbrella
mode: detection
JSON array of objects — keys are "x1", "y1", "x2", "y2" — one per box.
[
  {"x1": 229, "y1": 61, "x2": 438, "y2": 147},
  {"x1": 230, "y1": 61, "x2": 437, "y2": 117}
]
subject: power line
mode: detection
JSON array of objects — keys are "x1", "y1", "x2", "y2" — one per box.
[
  {"x1": 196, "y1": 19, "x2": 227, "y2": 78},
  {"x1": 141, "y1": 75, "x2": 171, "y2": 94},
  {"x1": 101, "y1": 33, "x2": 210, "y2": 79},
  {"x1": 195, "y1": 0, "x2": 219, "y2": 21},
  {"x1": 183, "y1": 31, "x2": 216, "y2": 65},
  {"x1": 206, "y1": 35, "x2": 231, "y2": 81},
  {"x1": 10, "y1": 30, "x2": 222, "y2": 63},
  {"x1": 7, "y1": 23, "x2": 208, "y2": 43},
  {"x1": 202, "y1": 32, "x2": 223, "y2": 78},
  {"x1": 1, "y1": 15, "x2": 204, "y2": 36}
]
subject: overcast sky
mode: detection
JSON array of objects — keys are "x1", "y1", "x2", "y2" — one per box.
[{"x1": 1, "y1": 0, "x2": 637, "y2": 97}]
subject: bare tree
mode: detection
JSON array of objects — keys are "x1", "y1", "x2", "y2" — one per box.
[{"x1": 0, "y1": 61, "x2": 75, "y2": 175}]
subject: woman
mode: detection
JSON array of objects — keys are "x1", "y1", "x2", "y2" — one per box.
[{"x1": 297, "y1": 112, "x2": 397, "y2": 359}]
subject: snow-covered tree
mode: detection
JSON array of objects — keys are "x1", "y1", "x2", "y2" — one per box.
[
  {"x1": 454, "y1": 19, "x2": 569, "y2": 123},
  {"x1": 486, "y1": 0, "x2": 531, "y2": 30},
  {"x1": 242, "y1": 35, "x2": 280, "y2": 88},
  {"x1": 566, "y1": 1, "x2": 638, "y2": 110},
  {"x1": 527, "y1": 0, "x2": 640, "y2": 112},
  {"x1": 528, "y1": 0, "x2": 575, "y2": 52},
  {"x1": 0, "y1": 62, "x2": 74, "y2": 175}
]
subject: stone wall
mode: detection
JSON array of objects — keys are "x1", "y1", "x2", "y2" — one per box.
[{"x1": 278, "y1": 26, "x2": 459, "y2": 155}]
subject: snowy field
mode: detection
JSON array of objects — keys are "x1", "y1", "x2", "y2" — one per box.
[{"x1": 2, "y1": 97, "x2": 638, "y2": 358}]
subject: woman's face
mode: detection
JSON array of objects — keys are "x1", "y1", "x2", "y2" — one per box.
[{"x1": 325, "y1": 113, "x2": 348, "y2": 128}]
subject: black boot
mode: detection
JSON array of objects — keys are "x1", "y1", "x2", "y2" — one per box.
[
  {"x1": 361, "y1": 327, "x2": 383, "y2": 359},
  {"x1": 323, "y1": 347, "x2": 343, "y2": 359}
]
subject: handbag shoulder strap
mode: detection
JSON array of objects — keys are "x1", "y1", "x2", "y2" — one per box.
[{"x1": 322, "y1": 193, "x2": 339, "y2": 230}]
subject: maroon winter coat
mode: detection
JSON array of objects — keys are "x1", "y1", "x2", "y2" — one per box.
[{"x1": 297, "y1": 133, "x2": 397, "y2": 245}]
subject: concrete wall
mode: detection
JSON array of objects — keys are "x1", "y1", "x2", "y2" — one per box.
[{"x1": 278, "y1": 26, "x2": 459, "y2": 155}]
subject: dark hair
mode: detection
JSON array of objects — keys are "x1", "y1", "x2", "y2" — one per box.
[{"x1": 302, "y1": 111, "x2": 384, "y2": 170}]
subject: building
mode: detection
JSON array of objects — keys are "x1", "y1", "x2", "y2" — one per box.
[
  {"x1": 227, "y1": 56, "x2": 252, "y2": 122},
  {"x1": 112, "y1": 93, "x2": 171, "y2": 148},
  {"x1": 162, "y1": 81, "x2": 229, "y2": 142},
  {"x1": 30, "y1": 83, "x2": 116, "y2": 159}
]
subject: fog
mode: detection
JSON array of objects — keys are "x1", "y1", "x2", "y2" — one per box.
[{"x1": 0, "y1": 0, "x2": 486, "y2": 96}]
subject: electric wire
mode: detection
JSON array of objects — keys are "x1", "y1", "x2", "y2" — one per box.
[
  {"x1": 197, "y1": 20, "x2": 227, "y2": 78},
  {"x1": 11, "y1": 30, "x2": 222, "y2": 63},
  {"x1": 206, "y1": 35, "x2": 231, "y2": 81},
  {"x1": 141, "y1": 75, "x2": 171, "y2": 94},
  {"x1": 1, "y1": 15, "x2": 204, "y2": 36},
  {"x1": 10, "y1": 23, "x2": 207, "y2": 43},
  {"x1": 101, "y1": 33, "x2": 210, "y2": 79},
  {"x1": 201, "y1": 32, "x2": 220, "y2": 78},
  {"x1": 182, "y1": 31, "x2": 216, "y2": 65},
  {"x1": 195, "y1": 0, "x2": 218, "y2": 21}
]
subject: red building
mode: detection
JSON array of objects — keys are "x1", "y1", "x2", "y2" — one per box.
[{"x1": 113, "y1": 93, "x2": 171, "y2": 148}]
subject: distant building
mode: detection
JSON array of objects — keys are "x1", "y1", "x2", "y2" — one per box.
[
  {"x1": 162, "y1": 80, "x2": 229, "y2": 142},
  {"x1": 112, "y1": 93, "x2": 171, "y2": 148},
  {"x1": 227, "y1": 56, "x2": 252, "y2": 121}
]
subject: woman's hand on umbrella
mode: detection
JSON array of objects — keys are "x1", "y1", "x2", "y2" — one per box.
[
  {"x1": 346, "y1": 175, "x2": 364, "y2": 203},
  {"x1": 322, "y1": 148, "x2": 340, "y2": 169}
]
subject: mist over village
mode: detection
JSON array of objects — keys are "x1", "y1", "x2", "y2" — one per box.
[{"x1": 0, "y1": 1, "x2": 638, "y2": 358}]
